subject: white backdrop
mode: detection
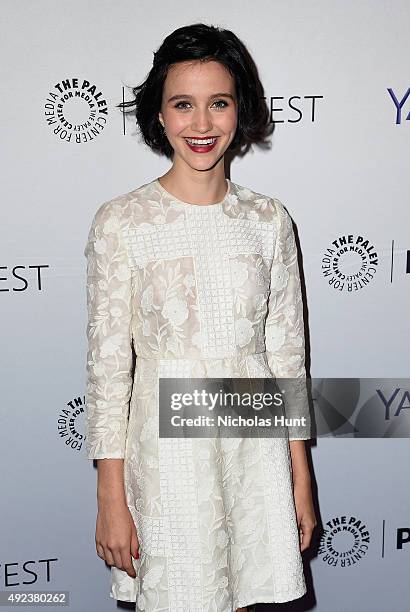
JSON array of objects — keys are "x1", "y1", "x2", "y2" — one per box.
[{"x1": 1, "y1": 1, "x2": 409, "y2": 610}]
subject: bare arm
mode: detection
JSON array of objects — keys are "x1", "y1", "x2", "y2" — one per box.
[
  {"x1": 289, "y1": 440, "x2": 316, "y2": 552},
  {"x1": 97, "y1": 458, "x2": 127, "y2": 506},
  {"x1": 95, "y1": 458, "x2": 138, "y2": 578},
  {"x1": 289, "y1": 440, "x2": 310, "y2": 485}
]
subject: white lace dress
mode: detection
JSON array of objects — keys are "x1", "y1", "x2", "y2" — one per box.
[{"x1": 84, "y1": 177, "x2": 312, "y2": 611}]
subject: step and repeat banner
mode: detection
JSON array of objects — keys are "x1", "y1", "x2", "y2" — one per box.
[{"x1": 1, "y1": 1, "x2": 409, "y2": 610}]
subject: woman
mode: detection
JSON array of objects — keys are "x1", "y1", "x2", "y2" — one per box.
[{"x1": 84, "y1": 22, "x2": 316, "y2": 612}]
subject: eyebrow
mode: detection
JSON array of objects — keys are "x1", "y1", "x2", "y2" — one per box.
[{"x1": 167, "y1": 92, "x2": 235, "y2": 103}]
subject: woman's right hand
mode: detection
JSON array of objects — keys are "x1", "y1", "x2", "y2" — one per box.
[{"x1": 95, "y1": 500, "x2": 139, "y2": 578}]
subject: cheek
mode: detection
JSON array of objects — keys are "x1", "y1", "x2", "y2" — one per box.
[
  {"x1": 168, "y1": 114, "x2": 190, "y2": 134},
  {"x1": 218, "y1": 110, "x2": 238, "y2": 133}
]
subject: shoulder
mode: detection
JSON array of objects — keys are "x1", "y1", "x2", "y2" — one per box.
[
  {"x1": 84, "y1": 183, "x2": 153, "y2": 259},
  {"x1": 86, "y1": 180, "x2": 155, "y2": 234},
  {"x1": 228, "y1": 180, "x2": 289, "y2": 224}
]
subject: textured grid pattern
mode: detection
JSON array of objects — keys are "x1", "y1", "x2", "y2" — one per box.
[
  {"x1": 158, "y1": 358, "x2": 194, "y2": 378},
  {"x1": 260, "y1": 437, "x2": 307, "y2": 599},
  {"x1": 185, "y1": 206, "x2": 236, "y2": 358},
  {"x1": 134, "y1": 510, "x2": 170, "y2": 557},
  {"x1": 124, "y1": 220, "x2": 191, "y2": 268},
  {"x1": 223, "y1": 217, "x2": 275, "y2": 260},
  {"x1": 158, "y1": 437, "x2": 203, "y2": 610}
]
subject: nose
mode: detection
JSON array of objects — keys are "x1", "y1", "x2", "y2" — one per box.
[{"x1": 191, "y1": 109, "x2": 213, "y2": 133}]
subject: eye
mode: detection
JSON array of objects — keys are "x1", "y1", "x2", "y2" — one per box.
[
  {"x1": 213, "y1": 100, "x2": 229, "y2": 108},
  {"x1": 174, "y1": 101, "x2": 191, "y2": 109}
]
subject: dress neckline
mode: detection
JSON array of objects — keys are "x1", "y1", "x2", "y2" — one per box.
[{"x1": 155, "y1": 177, "x2": 231, "y2": 208}]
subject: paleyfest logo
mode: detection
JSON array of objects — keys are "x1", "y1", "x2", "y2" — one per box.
[
  {"x1": 321, "y1": 234, "x2": 378, "y2": 292},
  {"x1": 44, "y1": 77, "x2": 108, "y2": 143}
]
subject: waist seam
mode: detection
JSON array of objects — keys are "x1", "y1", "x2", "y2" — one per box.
[{"x1": 136, "y1": 350, "x2": 267, "y2": 362}]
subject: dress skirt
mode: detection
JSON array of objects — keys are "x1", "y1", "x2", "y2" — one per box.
[{"x1": 110, "y1": 352, "x2": 307, "y2": 611}]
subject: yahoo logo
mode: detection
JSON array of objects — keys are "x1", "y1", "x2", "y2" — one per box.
[{"x1": 388, "y1": 87, "x2": 410, "y2": 124}]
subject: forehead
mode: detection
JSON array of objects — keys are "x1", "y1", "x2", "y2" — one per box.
[{"x1": 163, "y1": 60, "x2": 235, "y2": 94}]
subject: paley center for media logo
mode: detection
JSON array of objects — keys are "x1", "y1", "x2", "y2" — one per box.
[
  {"x1": 321, "y1": 234, "x2": 378, "y2": 292},
  {"x1": 319, "y1": 515, "x2": 370, "y2": 568},
  {"x1": 44, "y1": 77, "x2": 108, "y2": 143},
  {"x1": 318, "y1": 514, "x2": 410, "y2": 569},
  {"x1": 57, "y1": 395, "x2": 86, "y2": 453}
]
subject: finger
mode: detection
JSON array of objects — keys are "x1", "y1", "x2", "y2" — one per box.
[
  {"x1": 96, "y1": 543, "x2": 105, "y2": 561},
  {"x1": 121, "y1": 549, "x2": 137, "y2": 578},
  {"x1": 131, "y1": 533, "x2": 140, "y2": 559},
  {"x1": 103, "y1": 547, "x2": 116, "y2": 567},
  {"x1": 111, "y1": 549, "x2": 124, "y2": 571},
  {"x1": 300, "y1": 526, "x2": 314, "y2": 551},
  {"x1": 299, "y1": 529, "x2": 305, "y2": 550}
]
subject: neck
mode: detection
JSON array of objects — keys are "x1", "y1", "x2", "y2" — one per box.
[{"x1": 159, "y1": 162, "x2": 228, "y2": 205}]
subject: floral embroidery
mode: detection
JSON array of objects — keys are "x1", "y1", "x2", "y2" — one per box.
[{"x1": 131, "y1": 257, "x2": 201, "y2": 358}]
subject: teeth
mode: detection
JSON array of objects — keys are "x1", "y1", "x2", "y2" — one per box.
[{"x1": 185, "y1": 137, "x2": 216, "y2": 145}]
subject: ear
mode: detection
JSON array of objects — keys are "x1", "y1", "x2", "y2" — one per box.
[{"x1": 158, "y1": 112, "x2": 164, "y2": 127}]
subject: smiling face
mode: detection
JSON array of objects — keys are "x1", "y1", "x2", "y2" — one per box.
[{"x1": 158, "y1": 60, "x2": 238, "y2": 170}]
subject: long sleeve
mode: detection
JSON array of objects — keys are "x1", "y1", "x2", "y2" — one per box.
[
  {"x1": 265, "y1": 198, "x2": 312, "y2": 440},
  {"x1": 84, "y1": 201, "x2": 134, "y2": 459}
]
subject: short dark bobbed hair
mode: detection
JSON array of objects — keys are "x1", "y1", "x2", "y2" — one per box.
[{"x1": 117, "y1": 23, "x2": 273, "y2": 160}]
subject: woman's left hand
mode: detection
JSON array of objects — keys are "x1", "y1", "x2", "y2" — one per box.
[{"x1": 293, "y1": 478, "x2": 317, "y2": 552}]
